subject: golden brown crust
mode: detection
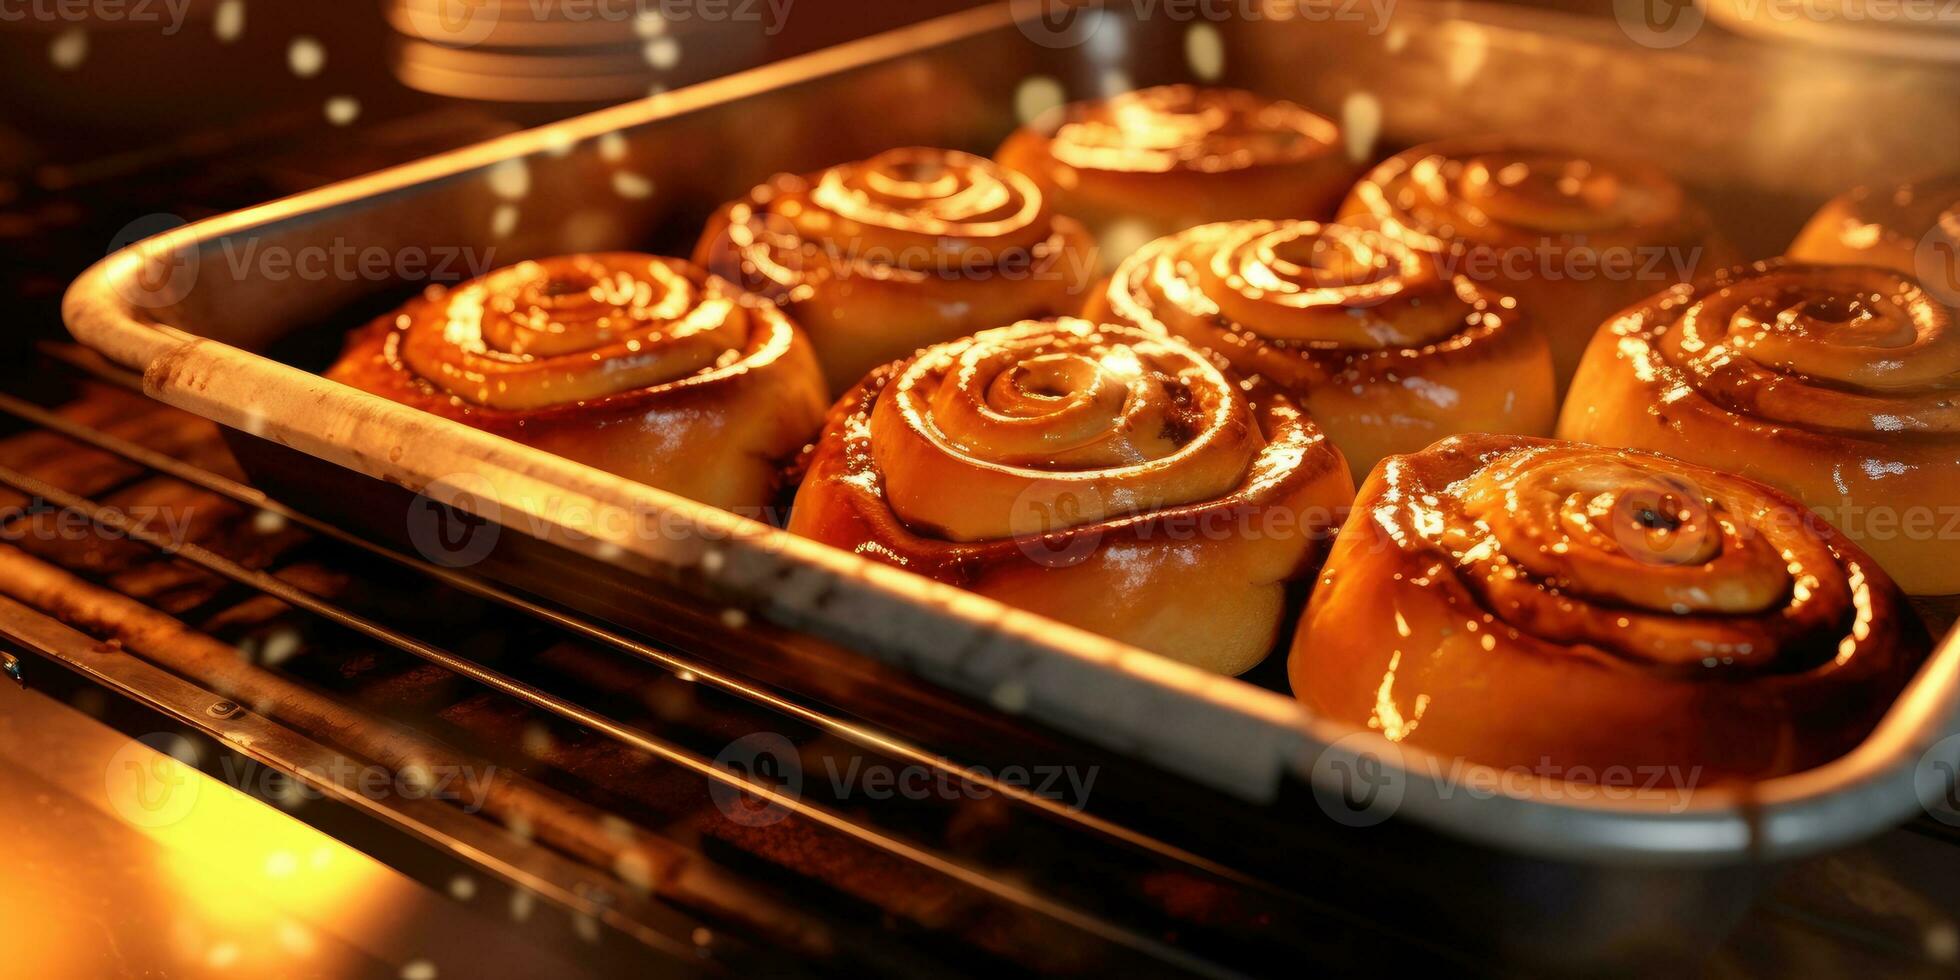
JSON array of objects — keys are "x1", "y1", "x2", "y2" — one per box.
[
  {"x1": 788, "y1": 317, "x2": 1355, "y2": 675},
  {"x1": 1790, "y1": 174, "x2": 1960, "y2": 290},
  {"x1": 1340, "y1": 138, "x2": 1735, "y2": 388},
  {"x1": 325, "y1": 253, "x2": 828, "y2": 513},
  {"x1": 1291, "y1": 434, "x2": 1930, "y2": 781},
  {"x1": 996, "y1": 85, "x2": 1354, "y2": 251},
  {"x1": 695, "y1": 147, "x2": 1098, "y2": 394},
  {"x1": 1558, "y1": 260, "x2": 1960, "y2": 595},
  {"x1": 1089, "y1": 219, "x2": 1557, "y2": 479}
]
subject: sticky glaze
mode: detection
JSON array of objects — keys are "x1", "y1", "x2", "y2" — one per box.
[
  {"x1": 1341, "y1": 138, "x2": 1735, "y2": 386},
  {"x1": 1291, "y1": 434, "x2": 1930, "y2": 780},
  {"x1": 789, "y1": 317, "x2": 1355, "y2": 675},
  {"x1": 1559, "y1": 260, "x2": 1960, "y2": 595},
  {"x1": 695, "y1": 147, "x2": 1098, "y2": 393},
  {"x1": 1089, "y1": 219, "x2": 1556, "y2": 478},
  {"x1": 1790, "y1": 174, "x2": 1960, "y2": 278},
  {"x1": 326, "y1": 253, "x2": 827, "y2": 511},
  {"x1": 996, "y1": 85, "x2": 1356, "y2": 248}
]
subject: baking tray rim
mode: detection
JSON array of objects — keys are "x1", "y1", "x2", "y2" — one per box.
[{"x1": 57, "y1": 0, "x2": 1960, "y2": 864}]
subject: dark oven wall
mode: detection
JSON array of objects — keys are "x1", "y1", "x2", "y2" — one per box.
[{"x1": 0, "y1": 0, "x2": 990, "y2": 350}]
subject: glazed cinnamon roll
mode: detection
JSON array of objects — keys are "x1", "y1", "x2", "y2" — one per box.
[
  {"x1": 327, "y1": 253, "x2": 827, "y2": 513},
  {"x1": 1790, "y1": 175, "x2": 1960, "y2": 294},
  {"x1": 1087, "y1": 219, "x2": 1557, "y2": 478},
  {"x1": 996, "y1": 85, "x2": 1353, "y2": 254},
  {"x1": 1558, "y1": 260, "x2": 1960, "y2": 595},
  {"x1": 1340, "y1": 139, "x2": 1735, "y2": 387},
  {"x1": 1292, "y1": 435, "x2": 1929, "y2": 780},
  {"x1": 788, "y1": 317, "x2": 1355, "y2": 675},
  {"x1": 695, "y1": 147, "x2": 1098, "y2": 393}
]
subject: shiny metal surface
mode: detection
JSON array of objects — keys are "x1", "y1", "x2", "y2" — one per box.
[
  {"x1": 2, "y1": 354, "x2": 1425, "y2": 976},
  {"x1": 55, "y1": 0, "x2": 1960, "y2": 882},
  {"x1": 0, "y1": 460, "x2": 1218, "y2": 975},
  {"x1": 0, "y1": 675, "x2": 640, "y2": 979},
  {"x1": 5, "y1": 345, "x2": 1960, "y2": 973}
]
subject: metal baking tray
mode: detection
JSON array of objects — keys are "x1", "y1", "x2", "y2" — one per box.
[{"x1": 60, "y1": 0, "x2": 1960, "y2": 961}]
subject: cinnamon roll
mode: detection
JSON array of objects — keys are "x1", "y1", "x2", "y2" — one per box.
[
  {"x1": 788, "y1": 317, "x2": 1355, "y2": 675},
  {"x1": 995, "y1": 85, "x2": 1353, "y2": 254},
  {"x1": 1559, "y1": 260, "x2": 1960, "y2": 595},
  {"x1": 1088, "y1": 219, "x2": 1557, "y2": 478},
  {"x1": 1340, "y1": 139, "x2": 1735, "y2": 387},
  {"x1": 1292, "y1": 434, "x2": 1930, "y2": 780},
  {"x1": 1789, "y1": 175, "x2": 1960, "y2": 297},
  {"x1": 327, "y1": 252, "x2": 827, "y2": 513},
  {"x1": 695, "y1": 147, "x2": 1098, "y2": 393}
]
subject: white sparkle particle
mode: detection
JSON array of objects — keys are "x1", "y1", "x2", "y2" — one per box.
[
  {"x1": 486, "y1": 159, "x2": 530, "y2": 200},
  {"x1": 1014, "y1": 76, "x2": 1065, "y2": 125},
  {"x1": 214, "y1": 0, "x2": 245, "y2": 42},
  {"x1": 50, "y1": 29, "x2": 87, "y2": 70},
  {"x1": 1342, "y1": 92, "x2": 1383, "y2": 163},
  {"x1": 643, "y1": 37, "x2": 679, "y2": 70},
  {"x1": 288, "y1": 37, "x2": 326, "y2": 78},
  {"x1": 1185, "y1": 23, "x2": 1224, "y2": 80},
  {"x1": 325, "y1": 96, "x2": 360, "y2": 126},
  {"x1": 491, "y1": 203, "x2": 519, "y2": 238},
  {"x1": 612, "y1": 172, "x2": 654, "y2": 199}
]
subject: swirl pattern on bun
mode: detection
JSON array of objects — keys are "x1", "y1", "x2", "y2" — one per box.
[
  {"x1": 696, "y1": 147, "x2": 1097, "y2": 393},
  {"x1": 1559, "y1": 260, "x2": 1960, "y2": 594},
  {"x1": 1292, "y1": 435, "x2": 1929, "y2": 780},
  {"x1": 788, "y1": 317, "x2": 1354, "y2": 674},
  {"x1": 327, "y1": 253, "x2": 827, "y2": 512},
  {"x1": 996, "y1": 85, "x2": 1353, "y2": 253},
  {"x1": 1341, "y1": 139, "x2": 1734, "y2": 387},
  {"x1": 1088, "y1": 219, "x2": 1557, "y2": 478}
]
